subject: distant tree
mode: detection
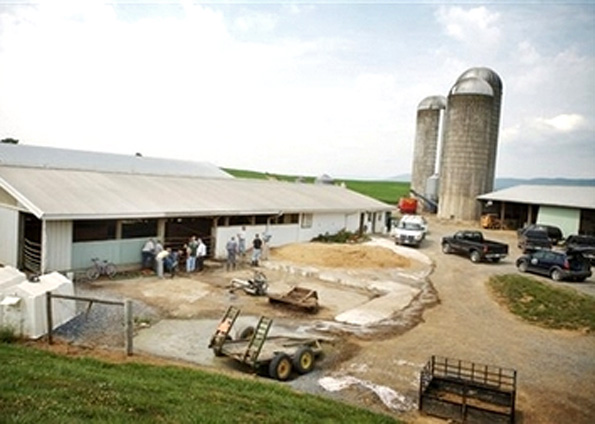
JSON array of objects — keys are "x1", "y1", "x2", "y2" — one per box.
[{"x1": 1, "y1": 138, "x2": 19, "y2": 144}]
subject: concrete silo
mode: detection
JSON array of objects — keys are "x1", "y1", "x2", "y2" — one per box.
[
  {"x1": 438, "y1": 77, "x2": 494, "y2": 221},
  {"x1": 456, "y1": 67, "x2": 503, "y2": 193},
  {"x1": 410, "y1": 96, "x2": 446, "y2": 198}
]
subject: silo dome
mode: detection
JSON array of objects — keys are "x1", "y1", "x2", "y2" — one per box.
[
  {"x1": 450, "y1": 77, "x2": 494, "y2": 97},
  {"x1": 410, "y1": 95, "x2": 446, "y2": 200},
  {"x1": 417, "y1": 95, "x2": 447, "y2": 111},
  {"x1": 438, "y1": 77, "x2": 495, "y2": 221},
  {"x1": 457, "y1": 67, "x2": 502, "y2": 92}
]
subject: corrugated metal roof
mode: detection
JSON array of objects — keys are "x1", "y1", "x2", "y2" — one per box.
[
  {"x1": 0, "y1": 166, "x2": 392, "y2": 220},
  {"x1": 477, "y1": 185, "x2": 595, "y2": 209},
  {"x1": 0, "y1": 143, "x2": 232, "y2": 179}
]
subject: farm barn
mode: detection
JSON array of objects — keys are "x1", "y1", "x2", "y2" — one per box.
[{"x1": 0, "y1": 144, "x2": 392, "y2": 274}]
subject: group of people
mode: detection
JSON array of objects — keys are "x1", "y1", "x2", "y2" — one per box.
[
  {"x1": 142, "y1": 227, "x2": 271, "y2": 276},
  {"x1": 225, "y1": 227, "x2": 270, "y2": 271},
  {"x1": 184, "y1": 236, "x2": 207, "y2": 273},
  {"x1": 141, "y1": 235, "x2": 206, "y2": 279}
]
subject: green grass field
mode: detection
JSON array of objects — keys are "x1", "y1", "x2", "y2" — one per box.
[
  {"x1": 488, "y1": 274, "x2": 595, "y2": 331},
  {"x1": 223, "y1": 168, "x2": 410, "y2": 205},
  {"x1": 0, "y1": 343, "x2": 399, "y2": 423}
]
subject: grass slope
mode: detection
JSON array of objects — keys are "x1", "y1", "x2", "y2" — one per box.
[
  {"x1": 223, "y1": 168, "x2": 409, "y2": 205},
  {"x1": 0, "y1": 343, "x2": 398, "y2": 424},
  {"x1": 488, "y1": 274, "x2": 595, "y2": 331}
]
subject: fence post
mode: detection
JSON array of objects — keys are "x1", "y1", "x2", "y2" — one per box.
[
  {"x1": 125, "y1": 300, "x2": 133, "y2": 356},
  {"x1": 46, "y1": 291, "x2": 53, "y2": 345}
]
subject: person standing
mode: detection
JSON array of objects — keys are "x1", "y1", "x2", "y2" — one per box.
[
  {"x1": 155, "y1": 246, "x2": 169, "y2": 279},
  {"x1": 226, "y1": 236, "x2": 238, "y2": 271},
  {"x1": 237, "y1": 226, "x2": 247, "y2": 257},
  {"x1": 186, "y1": 236, "x2": 199, "y2": 273},
  {"x1": 196, "y1": 238, "x2": 207, "y2": 271},
  {"x1": 141, "y1": 238, "x2": 156, "y2": 269},
  {"x1": 251, "y1": 234, "x2": 263, "y2": 267}
]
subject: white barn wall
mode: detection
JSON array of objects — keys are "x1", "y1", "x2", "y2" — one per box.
[
  {"x1": 537, "y1": 206, "x2": 580, "y2": 238},
  {"x1": 0, "y1": 207, "x2": 19, "y2": 267},
  {"x1": 43, "y1": 221, "x2": 73, "y2": 273},
  {"x1": 212, "y1": 212, "x2": 366, "y2": 259}
]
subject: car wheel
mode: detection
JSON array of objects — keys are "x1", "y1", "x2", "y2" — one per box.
[
  {"x1": 576, "y1": 277, "x2": 586, "y2": 283},
  {"x1": 551, "y1": 268, "x2": 563, "y2": 282},
  {"x1": 442, "y1": 243, "x2": 452, "y2": 254},
  {"x1": 470, "y1": 250, "x2": 481, "y2": 263},
  {"x1": 518, "y1": 261, "x2": 528, "y2": 273}
]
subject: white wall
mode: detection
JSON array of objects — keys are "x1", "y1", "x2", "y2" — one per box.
[
  {"x1": 43, "y1": 220, "x2": 73, "y2": 273},
  {"x1": 212, "y1": 212, "x2": 367, "y2": 259},
  {"x1": 0, "y1": 207, "x2": 19, "y2": 267},
  {"x1": 537, "y1": 206, "x2": 580, "y2": 238}
]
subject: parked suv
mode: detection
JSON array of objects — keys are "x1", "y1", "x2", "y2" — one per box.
[
  {"x1": 516, "y1": 250, "x2": 592, "y2": 282},
  {"x1": 518, "y1": 229, "x2": 552, "y2": 253},
  {"x1": 517, "y1": 224, "x2": 563, "y2": 245},
  {"x1": 563, "y1": 235, "x2": 595, "y2": 265}
]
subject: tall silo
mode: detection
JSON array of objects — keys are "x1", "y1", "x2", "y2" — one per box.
[
  {"x1": 410, "y1": 95, "x2": 446, "y2": 197},
  {"x1": 438, "y1": 77, "x2": 494, "y2": 221},
  {"x1": 456, "y1": 67, "x2": 502, "y2": 192}
]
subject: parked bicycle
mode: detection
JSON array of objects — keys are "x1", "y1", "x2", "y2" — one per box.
[{"x1": 86, "y1": 258, "x2": 118, "y2": 281}]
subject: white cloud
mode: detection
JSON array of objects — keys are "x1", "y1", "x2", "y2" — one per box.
[{"x1": 435, "y1": 6, "x2": 501, "y2": 48}]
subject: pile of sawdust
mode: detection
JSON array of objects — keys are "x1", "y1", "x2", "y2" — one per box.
[{"x1": 271, "y1": 242, "x2": 410, "y2": 269}]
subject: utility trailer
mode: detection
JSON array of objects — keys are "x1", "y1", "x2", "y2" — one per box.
[
  {"x1": 419, "y1": 356, "x2": 517, "y2": 424},
  {"x1": 268, "y1": 286, "x2": 319, "y2": 313},
  {"x1": 208, "y1": 306, "x2": 324, "y2": 381}
]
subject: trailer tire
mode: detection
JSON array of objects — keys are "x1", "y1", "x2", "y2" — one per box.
[
  {"x1": 292, "y1": 346, "x2": 315, "y2": 374},
  {"x1": 238, "y1": 326, "x2": 255, "y2": 340},
  {"x1": 269, "y1": 353, "x2": 292, "y2": 381}
]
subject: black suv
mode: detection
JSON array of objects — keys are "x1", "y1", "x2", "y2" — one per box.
[
  {"x1": 563, "y1": 235, "x2": 595, "y2": 265},
  {"x1": 518, "y1": 224, "x2": 563, "y2": 245},
  {"x1": 516, "y1": 250, "x2": 592, "y2": 282},
  {"x1": 518, "y1": 229, "x2": 552, "y2": 253}
]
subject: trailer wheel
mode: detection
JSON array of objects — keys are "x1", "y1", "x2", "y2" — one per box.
[
  {"x1": 269, "y1": 353, "x2": 292, "y2": 381},
  {"x1": 238, "y1": 326, "x2": 255, "y2": 340},
  {"x1": 469, "y1": 250, "x2": 481, "y2": 263},
  {"x1": 292, "y1": 346, "x2": 315, "y2": 374}
]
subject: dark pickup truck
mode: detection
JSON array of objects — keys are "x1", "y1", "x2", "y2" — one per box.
[{"x1": 442, "y1": 230, "x2": 509, "y2": 263}]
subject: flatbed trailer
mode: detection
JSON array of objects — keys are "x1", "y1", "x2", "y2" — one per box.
[
  {"x1": 208, "y1": 306, "x2": 323, "y2": 381},
  {"x1": 419, "y1": 356, "x2": 517, "y2": 423}
]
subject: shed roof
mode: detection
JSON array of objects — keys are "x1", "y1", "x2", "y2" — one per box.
[
  {"x1": 0, "y1": 143, "x2": 232, "y2": 179},
  {"x1": 0, "y1": 166, "x2": 391, "y2": 220},
  {"x1": 477, "y1": 185, "x2": 595, "y2": 210}
]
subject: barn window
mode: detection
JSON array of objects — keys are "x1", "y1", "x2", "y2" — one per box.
[
  {"x1": 301, "y1": 213, "x2": 313, "y2": 228},
  {"x1": 73, "y1": 220, "x2": 117, "y2": 242},
  {"x1": 121, "y1": 219, "x2": 158, "y2": 239}
]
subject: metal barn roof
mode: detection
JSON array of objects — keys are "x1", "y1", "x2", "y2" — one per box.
[
  {"x1": 0, "y1": 166, "x2": 391, "y2": 220},
  {"x1": 0, "y1": 143, "x2": 232, "y2": 179},
  {"x1": 477, "y1": 185, "x2": 595, "y2": 210}
]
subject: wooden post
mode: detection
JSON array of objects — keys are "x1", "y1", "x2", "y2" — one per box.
[
  {"x1": 125, "y1": 300, "x2": 133, "y2": 356},
  {"x1": 46, "y1": 291, "x2": 53, "y2": 345}
]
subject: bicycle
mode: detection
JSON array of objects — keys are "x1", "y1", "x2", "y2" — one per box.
[{"x1": 86, "y1": 258, "x2": 118, "y2": 281}]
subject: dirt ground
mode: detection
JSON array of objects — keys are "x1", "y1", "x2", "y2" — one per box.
[{"x1": 40, "y1": 217, "x2": 595, "y2": 423}]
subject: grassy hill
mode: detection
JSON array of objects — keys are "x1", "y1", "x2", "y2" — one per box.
[
  {"x1": 0, "y1": 343, "x2": 399, "y2": 423},
  {"x1": 223, "y1": 168, "x2": 410, "y2": 205}
]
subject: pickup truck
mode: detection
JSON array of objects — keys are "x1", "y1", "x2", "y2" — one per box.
[{"x1": 441, "y1": 230, "x2": 509, "y2": 263}]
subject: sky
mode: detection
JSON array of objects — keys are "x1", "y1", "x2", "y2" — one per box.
[{"x1": 0, "y1": 1, "x2": 593, "y2": 180}]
